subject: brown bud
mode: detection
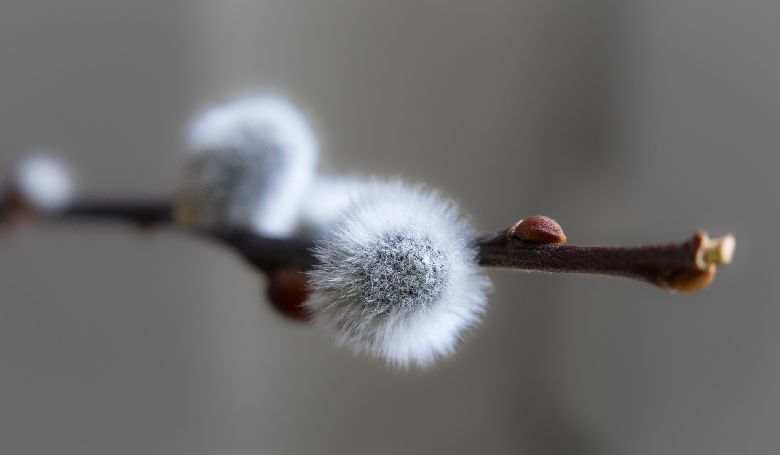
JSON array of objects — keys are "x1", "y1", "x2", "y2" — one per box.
[
  {"x1": 0, "y1": 187, "x2": 36, "y2": 229},
  {"x1": 665, "y1": 265, "x2": 716, "y2": 292},
  {"x1": 266, "y1": 268, "x2": 311, "y2": 322},
  {"x1": 508, "y1": 215, "x2": 567, "y2": 244}
]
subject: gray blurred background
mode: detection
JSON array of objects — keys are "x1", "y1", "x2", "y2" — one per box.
[{"x1": 0, "y1": 1, "x2": 776, "y2": 454}]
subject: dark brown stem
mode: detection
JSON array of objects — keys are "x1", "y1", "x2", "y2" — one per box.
[
  {"x1": 209, "y1": 230, "x2": 315, "y2": 274},
  {"x1": 476, "y1": 230, "x2": 734, "y2": 292},
  {"x1": 38, "y1": 199, "x2": 312, "y2": 273},
  {"x1": 60, "y1": 198, "x2": 173, "y2": 227},
  {"x1": 7, "y1": 197, "x2": 734, "y2": 292},
  {"x1": 46, "y1": 199, "x2": 314, "y2": 274}
]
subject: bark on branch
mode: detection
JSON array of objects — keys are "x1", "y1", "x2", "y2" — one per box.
[{"x1": 2, "y1": 198, "x2": 735, "y2": 292}]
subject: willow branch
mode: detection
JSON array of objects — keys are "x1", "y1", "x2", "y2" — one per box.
[
  {"x1": 2, "y1": 198, "x2": 735, "y2": 291},
  {"x1": 42, "y1": 199, "x2": 314, "y2": 274},
  {"x1": 61, "y1": 198, "x2": 173, "y2": 226},
  {"x1": 210, "y1": 230, "x2": 315, "y2": 274},
  {"x1": 477, "y1": 229, "x2": 734, "y2": 292}
]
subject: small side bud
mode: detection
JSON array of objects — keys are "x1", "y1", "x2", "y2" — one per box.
[
  {"x1": 266, "y1": 268, "x2": 311, "y2": 322},
  {"x1": 508, "y1": 215, "x2": 567, "y2": 244},
  {"x1": 665, "y1": 265, "x2": 716, "y2": 292},
  {"x1": 0, "y1": 184, "x2": 35, "y2": 227}
]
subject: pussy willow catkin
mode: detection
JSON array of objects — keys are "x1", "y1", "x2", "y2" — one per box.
[
  {"x1": 176, "y1": 94, "x2": 319, "y2": 237},
  {"x1": 9, "y1": 152, "x2": 75, "y2": 213},
  {"x1": 305, "y1": 181, "x2": 491, "y2": 367}
]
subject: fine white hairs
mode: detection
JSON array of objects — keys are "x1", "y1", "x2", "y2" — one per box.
[
  {"x1": 177, "y1": 94, "x2": 319, "y2": 237},
  {"x1": 305, "y1": 180, "x2": 491, "y2": 367},
  {"x1": 298, "y1": 175, "x2": 370, "y2": 237},
  {"x1": 11, "y1": 152, "x2": 75, "y2": 212}
]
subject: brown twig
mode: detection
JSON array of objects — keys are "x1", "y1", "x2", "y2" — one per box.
[
  {"x1": 60, "y1": 198, "x2": 173, "y2": 227},
  {"x1": 2, "y1": 198, "x2": 735, "y2": 292},
  {"x1": 477, "y1": 229, "x2": 734, "y2": 292},
  {"x1": 210, "y1": 230, "x2": 315, "y2": 274},
  {"x1": 34, "y1": 199, "x2": 314, "y2": 273}
]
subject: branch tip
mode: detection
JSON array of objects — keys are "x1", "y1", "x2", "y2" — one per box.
[{"x1": 696, "y1": 233, "x2": 735, "y2": 268}]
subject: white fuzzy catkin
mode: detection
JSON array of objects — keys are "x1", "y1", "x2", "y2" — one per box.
[
  {"x1": 305, "y1": 181, "x2": 491, "y2": 367},
  {"x1": 11, "y1": 153, "x2": 75, "y2": 212},
  {"x1": 298, "y1": 175, "x2": 369, "y2": 237},
  {"x1": 177, "y1": 94, "x2": 318, "y2": 237}
]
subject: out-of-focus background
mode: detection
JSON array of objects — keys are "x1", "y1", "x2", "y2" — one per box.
[{"x1": 0, "y1": 1, "x2": 776, "y2": 454}]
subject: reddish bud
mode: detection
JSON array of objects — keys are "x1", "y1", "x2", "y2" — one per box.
[
  {"x1": 0, "y1": 187, "x2": 36, "y2": 229},
  {"x1": 665, "y1": 265, "x2": 716, "y2": 292},
  {"x1": 508, "y1": 215, "x2": 567, "y2": 244},
  {"x1": 266, "y1": 268, "x2": 311, "y2": 322}
]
